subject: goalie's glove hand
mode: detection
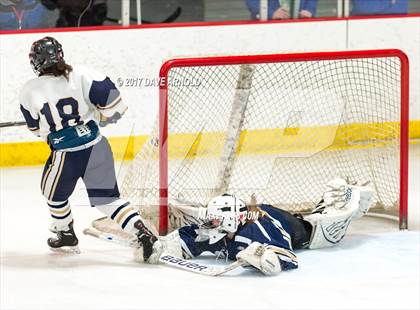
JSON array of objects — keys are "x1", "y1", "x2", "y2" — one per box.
[
  {"x1": 99, "y1": 112, "x2": 122, "y2": 127},
  {"x1": 134, "y1": 230, "x2": 186, "y2": 264},
  {"x1": 236, "y1": 242, "x2": 281, "y2": 276}
]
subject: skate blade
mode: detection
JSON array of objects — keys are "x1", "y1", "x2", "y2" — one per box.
[{"x1": 49, "y1": 245, "x2": 81, "y2": 254}]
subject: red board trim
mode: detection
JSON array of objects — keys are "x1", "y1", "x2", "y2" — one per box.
[{"x1": 1, "y1": 13, "x2": 419, "y2": 36}]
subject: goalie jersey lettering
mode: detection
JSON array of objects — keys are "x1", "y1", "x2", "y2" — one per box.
[
  {"x1": 19, "y1": 66, "x2": 124, "y2": 140},
  {"x1": 178, "y1": 205, "x2": 299, "y2": 271}
]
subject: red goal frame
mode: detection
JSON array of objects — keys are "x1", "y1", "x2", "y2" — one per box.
[{"x1": 158, "y1": 49, "x2": 409, "y2": 235}]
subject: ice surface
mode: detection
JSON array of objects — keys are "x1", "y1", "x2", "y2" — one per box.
[{"x1": 1, "y1": 145, "x2": 419, "y2": 310}]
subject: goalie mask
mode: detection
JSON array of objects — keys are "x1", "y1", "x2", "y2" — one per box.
[{"x1": 202, "y1": 194, "x2": 248, "y2": 244}]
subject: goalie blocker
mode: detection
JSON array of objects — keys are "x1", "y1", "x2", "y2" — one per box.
[{"x1": 143, "y1": 178, "x2": 374, "y2": 275}]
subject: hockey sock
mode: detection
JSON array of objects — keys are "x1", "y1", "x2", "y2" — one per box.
[
  {"x1": 47, "y1": 200, "x2": 73, "y2": 231},
  {"x1": 95, "y1": 199, "x2": 143, "y2": 235}
]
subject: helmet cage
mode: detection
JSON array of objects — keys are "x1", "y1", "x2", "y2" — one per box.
[
  {"x1": 29, "y1": 37, "x2": 64, "y2": 76},
  {"x1": 204, "y1": 194, "x2": 248, "y2": 244}
]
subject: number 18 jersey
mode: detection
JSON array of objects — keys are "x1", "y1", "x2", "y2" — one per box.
[{"x1": 19, "y1": 65, "x2": 125, "y2": 140}]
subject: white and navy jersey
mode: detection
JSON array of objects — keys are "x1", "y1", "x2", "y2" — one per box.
[
  {"x1": 19, "y1": 66, "x2": 126, "y2": 140},
  {"x1": 178, "y1": 204, "x2": 299, "y2": 271},
  {"x1": 229, "y1": 205, "x2": 299, "y2": 271}
]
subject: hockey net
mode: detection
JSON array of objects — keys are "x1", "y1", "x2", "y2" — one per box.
[{"x1": 120, "y1": 50, "x2": 409, "y2": 235}]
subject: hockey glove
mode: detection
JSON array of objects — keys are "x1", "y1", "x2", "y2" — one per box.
[
  {"x1": 99, "y1": 112, "x2": 122, "y2": 127},
  {"x1": 236, "y1": 242, "x2": 282, "y2": 275}
]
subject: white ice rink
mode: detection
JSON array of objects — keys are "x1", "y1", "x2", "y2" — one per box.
[{"x1": 1, "y1": 145, "x2": 419, "y2": 310}]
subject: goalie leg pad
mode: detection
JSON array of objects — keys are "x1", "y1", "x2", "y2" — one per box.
[
  {"x1": 351, "y1": 184, "x2": 374, "y2": 219},
  {"x1": 305, "y1": 185, "x2": 361, "y2": 249},
  {"x1": 306, "y1": 213, "x2": 353, "y2": 249}
]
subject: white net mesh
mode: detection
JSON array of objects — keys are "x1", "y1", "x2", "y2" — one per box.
[{"x1": 121, "y1": 55, "x2": 403, "y2": 231}]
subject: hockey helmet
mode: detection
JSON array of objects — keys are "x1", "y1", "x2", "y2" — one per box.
[
  {"x1": 203, "y1": 194, "x2": 248, "y2": 244},
  {"x1": 29, "y1": 36, "x2": 64, "y2": 76}
]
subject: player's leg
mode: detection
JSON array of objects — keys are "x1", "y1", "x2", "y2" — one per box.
[
  {"x1": 268, "y1": 208, "x2": 313, "y2": 249},
  {"x1": 81, "y1": 137, "x2": 157, "y2": 261},
  {"x1": 41, "y1": 150, "x2": 83, "y2": 253}
]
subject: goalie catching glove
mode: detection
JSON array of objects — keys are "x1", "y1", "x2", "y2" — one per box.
[{"x1": 236, "y1": 242, "x2": 283, "y2": 276}]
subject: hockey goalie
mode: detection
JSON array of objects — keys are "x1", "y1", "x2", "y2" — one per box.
[{"x1": 129, "y1": 178, "x2": 374, "y2": 275}]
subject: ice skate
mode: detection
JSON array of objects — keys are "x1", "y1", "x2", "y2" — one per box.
[
  {"x1": 48, "y1": 220, "x2": 81, "y2": 254},
  {"x1": 134, "y1": 220, "x2": 158, "y2": 262}
]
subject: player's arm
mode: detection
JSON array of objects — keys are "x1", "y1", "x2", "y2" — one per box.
[
  {"x1": 159, "y1": 225, "x2": 203, "y2": 260},
  {"x1": 19, "y1": 89, "x2": 40, "y2": 136},
  {"x1": 91, "y1": 77, "x2": 127, "y2": 127},
  {"x1": 81, "y1": 67, "x2": 127, "y2": 126},
  {"x1": 146, "y1": 224, "x2": 227, "y2": 264},
  {"x1": 19, "y1": 105, "x2": 40, "y2": 136}
]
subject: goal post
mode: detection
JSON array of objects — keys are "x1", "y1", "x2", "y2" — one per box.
[{"x1": 123, "y1": 49, "x2": 409, "y2": 235}]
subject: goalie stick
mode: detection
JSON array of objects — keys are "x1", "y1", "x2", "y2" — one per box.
[
  {"x1": 159, "y1": 254, "x2": 246, "y2": 276},
  {"x1": 83, "y1": 227, "x2": 245, "y2": 276},
  {"x1": 83, "y1": 227, "x2": 139, "y2": 248}
]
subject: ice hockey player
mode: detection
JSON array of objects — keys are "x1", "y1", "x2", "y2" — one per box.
[
  {"x1": 147, "y1": 178, "x2": 374, "y2": 275},
  {"x1": 19, "y1": 36, "x2": 157, "y2": 260}
]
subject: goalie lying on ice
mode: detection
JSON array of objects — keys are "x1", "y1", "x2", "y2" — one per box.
[{"x1": 141, "y1": 178, "x2": 374, "y2": 275}]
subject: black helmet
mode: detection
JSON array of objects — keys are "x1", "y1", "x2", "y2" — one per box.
[{"x1": 29, "y1": 36, "x2": 64, "y2": 76}]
